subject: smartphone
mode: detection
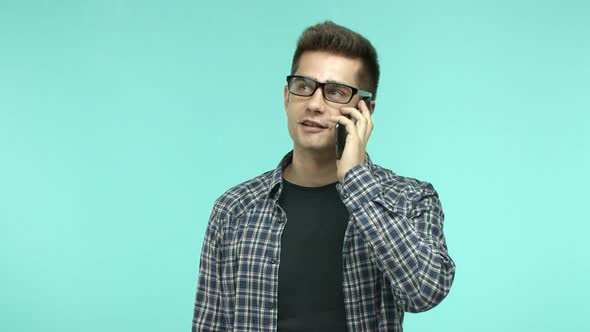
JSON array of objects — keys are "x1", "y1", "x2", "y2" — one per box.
[{"x1": 335, "y1": 96, "x2": 372, "y2": 159}]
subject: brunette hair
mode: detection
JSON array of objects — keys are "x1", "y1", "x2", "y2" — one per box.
[{"x1": 291, "y1": 21, "x2": 380, "y2": 99}]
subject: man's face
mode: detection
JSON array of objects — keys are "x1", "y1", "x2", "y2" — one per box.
[{"x1": 284, "y1": 51, "x2": 363, "y2": 157}]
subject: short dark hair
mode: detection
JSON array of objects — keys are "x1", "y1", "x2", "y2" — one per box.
[{"x1": 290, "y1": 21, "x2": 380, "y2": 99}]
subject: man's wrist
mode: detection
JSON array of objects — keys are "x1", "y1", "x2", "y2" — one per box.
[{"x1": 338, "y1": 163, "x2": 382, "y2": 209}]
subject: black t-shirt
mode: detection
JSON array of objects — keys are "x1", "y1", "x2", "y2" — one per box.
[{"x1": 277, "y1": 179, "x2": 350, "y2": 332}]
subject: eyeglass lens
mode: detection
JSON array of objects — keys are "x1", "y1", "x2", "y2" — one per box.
[{"x1": 289, "y1": 76, "x2": 353, "y2": 104}]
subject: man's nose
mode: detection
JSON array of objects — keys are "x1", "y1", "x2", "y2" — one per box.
[{"x1": 306, "y1": 87, "x2": 326, "y2": 112}]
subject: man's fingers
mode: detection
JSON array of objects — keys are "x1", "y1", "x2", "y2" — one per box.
[
  {"x1": 330, "y1": 115, "x2": 359, "y2": 141},
  {"x1": 338, "y1": 107, "x2": 367, "y2": 138},
  {"x1": 357, "y1": 99, "x2": 374, "y2": 135}
]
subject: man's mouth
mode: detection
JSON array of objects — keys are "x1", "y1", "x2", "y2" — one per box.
[{"x1": 301, "y1": 120, "x2": 328, "y2": 128}]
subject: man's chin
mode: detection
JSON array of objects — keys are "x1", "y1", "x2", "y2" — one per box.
[{"x1": 294, "y1": 143, "x2": 336, "y2": 157}]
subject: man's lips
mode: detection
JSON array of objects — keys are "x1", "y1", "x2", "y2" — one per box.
[{"x1": 300, "y1": 119, "x2": 329, "y2": 129}]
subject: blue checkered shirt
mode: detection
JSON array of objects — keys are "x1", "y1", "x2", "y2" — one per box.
[{"x1": 192, "y1": 152, "x2": 455, "y2": 331}]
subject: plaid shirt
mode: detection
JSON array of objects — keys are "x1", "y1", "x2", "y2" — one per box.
[{"x1": 193, "y1": 152, "x2": 455, "y2": 331}]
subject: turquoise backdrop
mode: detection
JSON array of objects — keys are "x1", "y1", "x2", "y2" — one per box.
[{"x1": 1, "y1": 0, "x2": 588, "y2": 331}]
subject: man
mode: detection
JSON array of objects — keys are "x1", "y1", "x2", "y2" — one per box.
[{"x1": 192, "y1": 21, "x2": 455, "y2": 331}]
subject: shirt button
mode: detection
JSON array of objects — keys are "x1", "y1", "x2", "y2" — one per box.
[
  {"x1": 343, "y1": 192, "x2": 350, "y2": 199},
  {"x1": 270, "y1": 258, "x2": 277, "y2": 264},
  {"x1": 278, "y1": 218, "x2": 286, "y2": 224}
]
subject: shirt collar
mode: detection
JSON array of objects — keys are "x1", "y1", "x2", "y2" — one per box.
[
  {"x1": 266, "y1": 150, "x2": 374, "y2": 200},
  {"x1": 267, "y1": 151, "x2": 293, "y2": 200}
]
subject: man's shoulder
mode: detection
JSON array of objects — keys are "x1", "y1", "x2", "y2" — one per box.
[{"x1": 211, "y1": 169, "x2": 276, "y2": 219}]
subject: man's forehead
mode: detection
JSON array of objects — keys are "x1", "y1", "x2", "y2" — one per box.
[{"x1": 295, "y1": 51, "x2": 362, "y2": 86}]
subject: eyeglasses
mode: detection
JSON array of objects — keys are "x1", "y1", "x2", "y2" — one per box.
[{"x1": 286, "y1": 75, "x2": 372, "y2": 104}]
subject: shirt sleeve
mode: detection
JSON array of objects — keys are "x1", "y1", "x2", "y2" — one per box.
[
  {"x1": 192, "y1": 208, "x2": 228, "y2": 331},
  {"x1": 340, "y1": 163, "x2": 456, "y2": 313}
]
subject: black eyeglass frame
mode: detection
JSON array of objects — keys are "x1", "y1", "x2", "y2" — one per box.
[{"x1": 286, "y1": 75, "x2": 372, "y2": 104}]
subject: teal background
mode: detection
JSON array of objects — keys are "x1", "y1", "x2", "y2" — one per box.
[{"x1": 1, "y1": 0, "x2": 588, "y2": 331}]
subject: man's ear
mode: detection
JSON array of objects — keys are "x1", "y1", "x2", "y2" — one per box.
[
  {"x1": 370, "y1": 100, "x2": 376, "y2": 114},
  {"x1": 283, "y1": 85, "x2": 290, "y2": 111}
]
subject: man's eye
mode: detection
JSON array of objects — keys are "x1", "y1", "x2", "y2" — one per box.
[
  {"x1": 326, "y1": 87, "x2": 346, "y2": 96},
  {"x1": 295, "y1": 83, "x2": 312, "y2": 91}
]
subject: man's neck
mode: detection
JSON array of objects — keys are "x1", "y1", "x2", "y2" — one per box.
[{"x1": 283, "y1": 148, "x2": 339, "y2": 187}]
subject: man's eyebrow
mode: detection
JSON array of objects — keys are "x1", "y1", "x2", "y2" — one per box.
[
  {"x1": 299, "y1": 75, "x2": 318, "y2": 81},
  {"x1": 299, "y1": 75, "x2": 350, "y2": 86}
]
